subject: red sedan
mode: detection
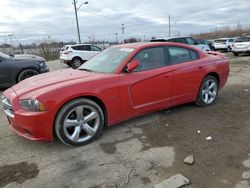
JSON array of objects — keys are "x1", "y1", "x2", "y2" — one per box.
[{"x1": 2, "y1": 42, "x2": 229, "y2": 146}]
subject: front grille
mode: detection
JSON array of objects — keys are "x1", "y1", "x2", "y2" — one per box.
[{"x1": 1, "y1": 95, "x2": 14, "y2": 118}]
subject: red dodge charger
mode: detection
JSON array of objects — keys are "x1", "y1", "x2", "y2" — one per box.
[{"x1": 2, "y1": 42, "x2": 229, "y2": 146}]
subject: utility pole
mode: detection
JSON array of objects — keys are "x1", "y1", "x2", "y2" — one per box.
[
  {"x1": 168, "y1": 15, "x2": 171, "y2": 37},
  {"x1": 121, "y1": 24, "x2": 125, "y2": 34},
  {"x1": 121, "y1": 24, "x2": 125, "y2": 43},
  {"x1": 8, "y1": 34, "x2": 14, "y2": 54},
  {"x1": 73, "y1": 0, "x2": 88, "y2": 44},
  {"x1": 115, "y1": 33, "x2": 118, "y2": 43}
]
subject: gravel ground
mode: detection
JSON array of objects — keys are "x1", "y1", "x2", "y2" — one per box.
[{"x1": 0, "y1": 53, "x2": 250, "y2": 188}]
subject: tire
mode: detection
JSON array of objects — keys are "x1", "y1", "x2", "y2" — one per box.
[
  {"x1": 196, "y1": 76, "x2": 219, "y2": 107},
  {"x1": 55, "y1": 98, "x2": 104, "y2": 146},
  {"x1": 227, "y1": 46, "x2": 231, "y2": 52},
  {"x1": 66, "y1": 62, "x2": 72, "y2": 67},
  {"x1": 17, "y1": 69, "x2": 39, "y2": 82},
  {"x1": 233, "y1": 52, "x2": 239, "y2": 56},
  {"x1": 71, "y1": 57, "x2": 83, "y2": 69}
]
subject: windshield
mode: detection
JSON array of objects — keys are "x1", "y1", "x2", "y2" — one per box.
[
  {"x1": 214, "y1": 39, "x2": 227, "y2": 43},
  {"x1": 0, "y1": 52, "x2": 10, "y2": 59},
  {"x1": 236, "y1": 37, "x2": 250, "y2": 42},
  {"x1": 79, "y1": 47, "x2": 134, "y2": 73}
]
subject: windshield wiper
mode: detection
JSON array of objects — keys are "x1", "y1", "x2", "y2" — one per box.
[{"x1": 80, "y1": 68, "x2": 95, "y2": 72}]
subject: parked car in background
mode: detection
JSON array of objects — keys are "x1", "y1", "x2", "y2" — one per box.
[
  {"x1": 151, "y1": 36, "x2": 211, "y2": 51},
  {"x1": 232, "y1": 36, "x2": 250, "y2": 56},
  {"x1": 0, "y1": 52, "x2": 49, "y2": 88},
  {"x1": 10, "y1": 54, "x2": 46, "y2": 61},
  {"x1": 213, "y1": 38, "x2": 235, "y2": 52},
  {"x1": 2, "y1": 42, "x2": 229, "y2": 146},
  {"x1": 60, "y1": 44, "x2": 102, "y2": 68},
  {"x1": 196, "y1": 38, "x2": 215, "y2": 51}
]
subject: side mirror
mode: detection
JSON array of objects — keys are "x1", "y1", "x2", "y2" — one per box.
[{"x1": 125, "y1": 59, "x2": 140, "y2": 73}]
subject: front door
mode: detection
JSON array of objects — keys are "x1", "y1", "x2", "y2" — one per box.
[{"x1": 119, "y1": 47, "x2": 173, "y2": 118}]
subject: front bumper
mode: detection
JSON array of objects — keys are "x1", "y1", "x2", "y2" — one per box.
[
  {"x1": 39, "y1": 66, "x2": 49, "y2": 73},
  {"x1": 2, "y1": 88, "x2": 53, "y2": 141}
]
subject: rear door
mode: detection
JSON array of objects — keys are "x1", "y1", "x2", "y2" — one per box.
[
  {"x1": 0, "y1": 56, "x2": 10, "y2": 86},
  {"x1": 71, "y1": 45, "x2": 91, "y2": 61},
  {"x1": 166, "y1": 46, "x2": 206, "y2": 104}
]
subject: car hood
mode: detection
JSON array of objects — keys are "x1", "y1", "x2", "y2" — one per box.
[
  {"x1": 12, "y1": 69, "x2": 97, "y2": 98},
  {"x1": 13, "y1": 54, "x2": 45, "y2": 61}
]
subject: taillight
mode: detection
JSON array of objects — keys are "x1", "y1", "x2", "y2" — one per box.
[{"x1": 64, "y1": 51, "x2": 72, "y2": 55}]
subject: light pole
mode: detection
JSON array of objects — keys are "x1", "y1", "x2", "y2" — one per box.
[
  {"x1": 73, "y1": 0, "x2": 88, "y2": 44},
  {"x1": 8, "y1": 33, "x2": 14, "y2": 54}
]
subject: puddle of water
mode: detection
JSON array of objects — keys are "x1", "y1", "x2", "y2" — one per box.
[{"x1": 0, "y1": 162, "x2": 39, "y2": 187}]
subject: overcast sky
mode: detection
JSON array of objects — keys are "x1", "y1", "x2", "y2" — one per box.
[{"x1": 0, "y1": 0, "x2": 250, "y2": 44}]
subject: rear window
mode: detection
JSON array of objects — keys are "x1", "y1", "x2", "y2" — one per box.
[
  {"x1": 61, "y1": 46, "x2": 69, "y2": 51},
  {"x1": 236, "y1": 37, "x2": 250, "y2": 42},
  {"x1": 168, "y1": 46, "x2": 199, "y2": 64}
]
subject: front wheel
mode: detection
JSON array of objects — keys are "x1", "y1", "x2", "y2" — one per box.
[
  {"x1": 196, "y1": 76, "x2": 219, "y2": 107},
  {"x1": 227, "y1": 46, "x2": 231, "y2": 52},
  {"x1": 55, "y1": 98, "x2": 104, "y2": 146},
  {"x1": 233, "y1": 52, "x2": 239, "y2": 56},
  {"x1": 17, "y1": 69, "x2": 39, "y2": 82}
]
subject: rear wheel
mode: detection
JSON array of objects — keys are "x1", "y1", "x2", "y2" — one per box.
[
  {"x1": 196, "y1": 76, "x2": 218, "y2": 107},
  {"x1": 17, "y1": 69, "x2": 39, "y2": 82},
  {"x1": 226, "y1": 46, "x2": 231, "y2": 52},
  {"x1": 71, "y1": 57, "x2": 83, "y2": 69},
  {"x1": 55, "y1": 98, "x2": 104, "y2": 146},
  {"x1": 66, "y1": 62, "x2": 72, "y2": 67}
]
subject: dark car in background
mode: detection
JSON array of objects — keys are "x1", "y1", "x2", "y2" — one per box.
[
  {"x1": 195, "y1": 38, "x2": 215, "y2": 51},
  {"x1": 151, "y1": 36, "x2": 211, "y2": 51},
  {"x1": 0, "y1": 52, "x2": 49, "y2": 88}
]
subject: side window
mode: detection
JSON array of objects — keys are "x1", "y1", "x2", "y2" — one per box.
[
  {"x1": 80, "y1": 45, "x2": 91, "y2": 51},
  {"x1": 176, "y1": 38, "x2": 188, "y2": 44},
  {"x1": 72, "y1": 46, "x2": 80, "y2": 50},
  {"x1": 167, "y1": 38, "x2": 177, "y2": 43},
  {"x1": 132, "y1": 47, "x2": 166, "y2": 72},
  {"x1": 168, "y1": 46, "x2": 199, "y2": 64},
  {"x1": 190, "y1": 50, "x2": 199, "y2": 60},
  {"x1": 91, "y1": 46, "x2": 101, "y2": 51},
  {"x1": 168, "y1": 38, "x2": 187, "y2": 44},
  {"x1": 186, "y1": 38, "x2": 196, "y2": 45},
  {"x1": 229, "y1": 39, "x2": 233, "y2": 42}
]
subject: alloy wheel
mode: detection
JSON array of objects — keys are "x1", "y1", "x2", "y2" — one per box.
[
  {"x1": 63, "y1": 105, "x2": 100, "y2": 143},
  {"x1": 201, "y1": 79, "x2": 218, "y2": 104}
]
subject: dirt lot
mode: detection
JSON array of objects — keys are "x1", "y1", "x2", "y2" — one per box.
[{"x1": 0, "y1": 54, "x2": 250, "y2": 188}]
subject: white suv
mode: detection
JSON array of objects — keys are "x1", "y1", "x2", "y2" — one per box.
[
  {"x1": 213, "y1": 38, "x2": 235, "y2": 52},
  {"x1": 232, "y1": 36, "x2": 250, "y2": 56},
  {"x1": 60, "y1": 44, "x2": 101, "y2": 68}
]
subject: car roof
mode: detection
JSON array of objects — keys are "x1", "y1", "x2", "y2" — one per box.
[
  {"x1": 114, "y1": 42, "x2": 203, "y2": 52},
  {"x1": 152, "y1": 36, "x2": 191, "y2": 40},
  {"x1": 71, "y1": 44, "x2": 92, "y2": 47},
  {"x1": 215, "y1": 38, "x2": 230, "y2": 40}
]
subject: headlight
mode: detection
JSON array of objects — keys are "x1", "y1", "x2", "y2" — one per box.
[
  {"x1": 39, "y1": 62, "x2": 46, "y2": 68},
  {"x1": 19, "y1": 99, "x2": 46, "y2": 112}
]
